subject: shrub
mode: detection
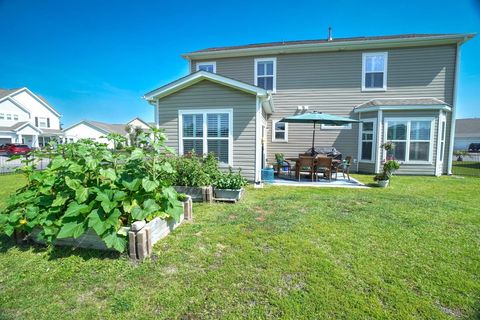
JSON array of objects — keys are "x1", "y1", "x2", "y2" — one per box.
[
  {"x1": 169, "y1": 153, "x2": 221, "y2": 187},
  {"x1": 374, "y1": 160, "x2": 400, "y2": 182},
  {"x1": 0, "y1": 128, "x2": 183, "y2": 252},
  {"x1": 213, "y1": 168, "x2": 248, "y2": 190}
]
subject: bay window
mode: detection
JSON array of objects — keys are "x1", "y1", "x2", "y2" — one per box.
[
  {"x1": 360, "y1": 120, "x2": 376, "y2": 161},
  {"x1": 255, "y1": 58, "x2": 276, "y2": 91},
  {"x1": 180, "y1": 110, "x2": 232, "y2": 165},
  {"x1": 385, "y1": 118, "x2": 433, "y2": 163}
]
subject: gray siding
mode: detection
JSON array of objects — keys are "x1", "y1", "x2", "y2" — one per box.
[
  {"x1": 157, "y1": 80, "x2": 257, "y2": 180},
  {"x1": 193, "y1": 45, "x2": 456, "y2": 174}
]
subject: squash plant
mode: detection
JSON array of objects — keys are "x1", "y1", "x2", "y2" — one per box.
[{"x1": 0, "y1": 128, "x2": 183, "y2": 252}]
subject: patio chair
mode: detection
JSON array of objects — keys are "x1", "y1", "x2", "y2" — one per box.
[
  {"x1": 296, "y1": 155, "x2": 316, "y2": 181},
  {"x1": 315, "y1": 156, "x2": 333, "y2": 181},
  {"x1": 335, "y1": 156, "x2": 352, "y2": 180}
]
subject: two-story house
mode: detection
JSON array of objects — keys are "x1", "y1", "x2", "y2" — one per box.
[
  {"x1": 0, "y1": 87, "x2": 63, "y2": 148},
  {"x1": 144, "y1": 33, "x2": 475, "y2": 182}
]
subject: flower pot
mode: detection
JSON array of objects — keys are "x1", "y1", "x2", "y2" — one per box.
[
  {"x1": 214, "y1": 188, "x2": 244, "y2": 201},
  {"x1": 377, "y1": 180, "x2": 389, "y2": 188}
]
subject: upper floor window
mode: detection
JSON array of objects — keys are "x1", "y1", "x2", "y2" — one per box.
[
  {"x1": 362, "y1": 52, "x2": 387, "y2": 91},
  {"x1": 13, "y1": 115, "x2": 18, "y2": 120},
  {"x1": 36, "y1": 117, "x2": 49, "y2": 128},
  {"x1": 0, "y1": 113, "x2": 4, "y2": 120},
  {"x1": 196, "y1": 62, "x2": 216, "y2": 73},
  {"x1": 6, "y1": 114, "x2": 12, "y2": 120},
  {"x1": 272, "y1": 119, "x2": 288, "y2": 142},
  {"x1": 255, "y1": 58, "x2": 276, "y2": 91}
]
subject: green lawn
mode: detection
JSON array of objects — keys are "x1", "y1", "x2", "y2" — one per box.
[
  {"x1": 0, "y1": 174, "x2": 479, "y2": 319},
  {"x1": 452, "y1": 161, "x2": 480, "y2": 176}
]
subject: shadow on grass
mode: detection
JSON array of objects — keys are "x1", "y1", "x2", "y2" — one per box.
[{"x1": 0, "y1": 234, "x2": 121, "y2": 261}]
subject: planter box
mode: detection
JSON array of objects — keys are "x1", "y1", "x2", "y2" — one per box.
[
  {"x1": 377, "y1": 180, "x2": 389, "y2": 188},
  {"x1": 214, "y1": 188, "x2": 244, "y2": 202},
  {"x1": 174, "y1": 186, "x2": 212, "y2": 203},
  {"x1": 26, "y1": 197, "x2": 193, "y2": 261}
]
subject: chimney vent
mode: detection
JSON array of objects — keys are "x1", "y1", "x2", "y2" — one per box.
[{"x1": 328, "y1": 27, "x2": 333, "y2": 41}]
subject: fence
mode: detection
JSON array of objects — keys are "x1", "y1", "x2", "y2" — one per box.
[
  {"x1": 452, "y1": 152, "x2": 480, "y2": 177},
  {"x1": 0, "y1": 154, "x2": 51, "y2": 175}
]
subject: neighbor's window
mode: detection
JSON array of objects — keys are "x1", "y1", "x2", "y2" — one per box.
[
  {"x1": 255, "y1": 58, "x2": 276, "y2": 91},
  {"x1": 360, "y1": 120, "x2": 376, "y2": 161},
  {"x1": 13, "y1": 114, "x2": 18, "y2": 120},
  {"x1": 272, "y1": 120, "x2": 288, "y2": 142},
  {"x1": 0, "y1": 113, "x2": 4, "y2": 120},
  {"x1": 38, "y1": 117, "x2": 48, "y2": 128},
  {"x1": 386, "y1": 118, "x2": 432, "y2": 162},
  {"x1": 321, "y1": 124, "x2": 352, "y2": 130},
  {"x1": 362, "y1": 52, "x2": 387, "y2": 90},
  {"x1": 181, "y1": 110, "x2": 232, "y2": 165},
  {"x1": 6, "y1": 114, "x2": 12, "y2": 120},
  {"x1": 196, "y1": 62, "x2": 216, "y2": 73}
]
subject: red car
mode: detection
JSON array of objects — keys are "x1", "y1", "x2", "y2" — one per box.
[{"x1": 0, "y1": 144, "x2": 32, "y2": 156}]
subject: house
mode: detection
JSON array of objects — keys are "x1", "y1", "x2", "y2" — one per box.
[
  {"x1": 454, "y1": 118, "x2": 480, "y2": 150},
  {"x1": 0, "y1": 87, "x2": 63, "y2": 147},
  {"x1": 63, "y1": 117, "x2": 153, "y2": 148},
  {"x1": 144, "y1": 33, "x2": 475, "y2": 182}
]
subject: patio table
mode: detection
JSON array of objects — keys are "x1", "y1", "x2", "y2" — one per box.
[{"x1": 285, "y1": 156, "x2": 341, "y2": 180}]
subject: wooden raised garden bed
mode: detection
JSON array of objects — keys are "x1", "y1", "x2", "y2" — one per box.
[{"x1": 174, "y1": 186, "x2": 213, "y2": 203}]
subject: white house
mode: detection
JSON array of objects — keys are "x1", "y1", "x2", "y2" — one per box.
[
  {"x1": 63, "y1": 117, "x2": 153, "y2": 148},
  {"x1": 0, "y1": 87, "x2": 63, "y2": 147}
]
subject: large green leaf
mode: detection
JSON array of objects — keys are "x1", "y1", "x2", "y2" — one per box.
[
  {"x1": 143, "y1": 199, "x2": 160, "y2": 216},
  {"x1": 50, "y1": 157, "x2": 68, "y2": 170},
  {"x1": 122, "y1": 179, "x2": 141, "y2": 192},
  {"x1": 113, "y1": 190, "x2": 127, "y2": 201},
  {"x1": 87, "y1": 209, "x2": 107, "y2": 235},
  {"x1": 102, "y1": 231, "x2": 127, "y2": 252},
  {"x1": 63, "y1": 201, "x2": 90, "y2": 218},
  {"x1": 166, "y1": 202, "x2": 183, "y2": 222},
  {"x1": 130, "y1": 148, "x2": 144, "y2": 160},
  {"x1": 105, "y1": 209, "x2": 122, "y2": 227},
  {"x1": 101, "y1": 199, "x2": 117, "y2": 213},
  {"x1": 65, "y1": 176, "x2": 81, "y2": 190},
  {"x1": 131, "y1": 205, "x2": 145, "y2": 220},
  {"x1": 142, "y1": 178, "x2": 159, "y2": 193},
  {"x1": 100, "y1": 168, "x2": 117, "y2": 181},
  {"x1": 57, "y1": 220, "x2": 87, "y2": 239},
  {"x1": 75, "y1": 186, "x2": 89, "y2": 203}
]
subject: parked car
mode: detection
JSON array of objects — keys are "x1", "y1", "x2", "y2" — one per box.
[
  {"x1": 0, "y1": 144, "x2": 32, "y2": 156},
  {"x1": 468, "y1": 143, "x2": 480, "y2": 152}
]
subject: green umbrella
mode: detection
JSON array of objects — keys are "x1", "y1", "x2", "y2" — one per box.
[{"x1": 280, "y1": 111, "x2": 361, "y2": 155}]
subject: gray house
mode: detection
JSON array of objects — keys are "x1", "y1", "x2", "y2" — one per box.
[{"x1": 144, "y1": 33, "x2": 475, "y2": 182}]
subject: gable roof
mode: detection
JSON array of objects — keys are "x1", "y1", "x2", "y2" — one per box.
[
  {"x1": 455, "y1": 118, "x2": 480, "y2": 137},
  {"x1": 0, "y1": 87, "x2": 61, "y2": 117},
  {"x1": 354, "y1": 98, "x2": 451, "y2": 113},
  {"x1": 0, "y1": 121, "x2": 43, "y2": 134},
  {"x1": 0, "y1": 88, "x2": 21, "y2": 100},
  {"x1": 143, "y1": 71, "x2": 274, "y2": 113},
  {"x1": 183, "y1": 33, "x2": 475, "y2": 59},
  {"x1": 63, "y1": 117, "x2": 151, "y2": 135},
  {"x1": 127, "y1": 117, "x2": 153, "y2": 128}
]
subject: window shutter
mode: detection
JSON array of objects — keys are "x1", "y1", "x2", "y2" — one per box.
[
  {"x1": 35, "y1": 117, "x2": 38, "y2": 127},
  {"x1": 47, "y1": 118, "x2": 50, "y2": 128}
]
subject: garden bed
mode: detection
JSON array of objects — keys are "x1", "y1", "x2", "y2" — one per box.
[{"x1": 174, "y1": 186, "x2": 213, "y2": 203}]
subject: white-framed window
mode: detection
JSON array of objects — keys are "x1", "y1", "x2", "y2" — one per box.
[
  {"x1": 196, "y1": 62, "x2": 216, "y2": 73},
  {"x1": 255, "y1": 58, "x2": 276, "y2": 92},
  {"x1": 272, "y1": 119, "x2": 288, "y2": 142},
  {"x1": 179, "y1": 109, "x2": 233, "y2": 165},
  {"x1": 362, "y1": 52, "x2": 388, "y2": 91},
  {"x1": 6, "y1": 114, "x2": 12, "y2": 120},
  {"x1": 0, "y1": 113, "x2": 4, "y2": 120},
  {"x1": 321, "y1": 123, "x2": 352, "y2": 130},
  {"x1": 13, "y1": 114, "x2": 18, "y2": 120},
  {"x1": 384, "y1": 118, "x2": 434, "y2": 163},
  {"x1": 359, "y1": 119, "x2": 376, "y2": 162},
  {"x1": 439, "y1": 116, "x2": 447, "y2": 162},
  {"x1": 38, "y1": 117, "x2": 48, "y2": 128}
]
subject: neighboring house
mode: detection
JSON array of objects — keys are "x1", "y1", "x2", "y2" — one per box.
[
  {"x1": 454, "y1": 118, "x2": 480, "y2": 150},
  {"x1": 0, "y1": 87, "x2": 63, "y2": 147},
  {"x1": 144, "y1": 33, "x2": 475, "y2": 181},
  {"x1": 63, "y1": 117, "x2": 153, "y2": 148}
]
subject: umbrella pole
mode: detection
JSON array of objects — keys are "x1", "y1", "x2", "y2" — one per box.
[{"x1": 311, "y1": 121, "x2": 316, "y2": 156}]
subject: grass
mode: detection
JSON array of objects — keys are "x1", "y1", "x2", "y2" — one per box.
[
  {"x1": 0, "y1": 174, "x2": 479, "y2": 319},
  {"x1": 452, "y1": 161, "x2": 480, "y2": 176}
]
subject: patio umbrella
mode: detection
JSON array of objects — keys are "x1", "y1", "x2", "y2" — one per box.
[{"x1": 280, "y1": 111, "x2": 361, "y2": 155}]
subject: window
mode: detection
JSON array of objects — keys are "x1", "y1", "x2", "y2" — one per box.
[
  {"x1": 196, "y1": 62, "x2": 216, "y2": 73},
  {"x1": 38, "y1": 117, "x2": 48, "y2": 128},
  {"x1": 6, "y1": 114, "x2": 12, "y2": 120},
  {"x1": 360, "y1": 120, "x2": 376, "y2": 161},
  {"x1": 362, "y1": 52, "x2": 387, "y2": 91},
  {"x1": 180, "y1": 110, "x2": 232, "y2": 165},
  {"x1": 255, "y1": 58, "x2": 276, "y2": 91},
  {"x1": 13, "y1": 114, "x2": 18, "y2": 120},
  {"x1": 272, "y1": 120, "x2": 288, "y2": 142},
  {"x1": 0, "y1": 113, "x2": 4, "y2": 120},
  {"x1": 321, "y1": 124, "x2": 352, "y2": 130},
  {"x1": 439, "y1": 117, "x2": 446, "y2": 162},
  {"x1": 385, "y1": 118, "x2": 433, "y2": 163}
]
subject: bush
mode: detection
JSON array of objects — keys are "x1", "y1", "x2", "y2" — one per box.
[
  {"x1": 374, "y1": 160, "x2": 400, "y2": 182},
  {"x1": 0, "y1": 129, "x2": 183, "y2": 252},
  {"x1": 169, "y1": 153, "x2": 221, "y2": 187},
  {"x1": 213, "y1": 168, "x2": 248, "y2": 190}
]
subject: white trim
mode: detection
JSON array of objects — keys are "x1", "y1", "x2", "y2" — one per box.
[
  {"x1": 354, "y1": 104, "x2": 451, "y2": 113},
  {"x1": 362, "y1": 52, "x2": 388, "y2": 91},
  {"x1": 254, "y1": 98, "x2": 262, "y2": 183},
  {"x1": 1, "y1": 97, "x2": 31, "y2": 116},
  {"x1": 321, "y1": 123, "x2": 352, "y2": 130},
  {"x1": 13, "y1": 122, "x2": 43, "y2": 134},
  {"x1": 271, "y1": 119, "x2": 288, "y2": 142},
  {"x1": 62, "y1": 120, "x2": 111, "y2": 135},
  {"x1": 383, "y1": 117, "x2": 435, "y2": 164},
  {"x1": 178, "y1": 109, "x2": 233, "y2": 167},
  {"x1": 196, "y1": 61, "x2": 217, "y2": 73},
  {"x1": 375, "y1": 110, "x2": 383, "y2": 173},
  {"x1": 254, "y1": 57, "x2": 277, "y2": 93},
  {"x1": 182, "y1": 34, "x2": 475, "y2": 60},
  {"x1": 358, "y1": 118, "x2": 377, "y2": 163},
  {"x1": 435, "y1": 111, "x2": 447, "y2": 176},
  {"x1": 447, "y1": 43, "x2": 461, "y2": 175},
  {"x1": 5, "y1": 88, "x2": 61, "y2": 117}
]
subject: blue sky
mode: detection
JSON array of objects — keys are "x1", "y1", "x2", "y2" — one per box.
[{"x1": 0, "y1": 0, "x2": 479, "y2": 127}]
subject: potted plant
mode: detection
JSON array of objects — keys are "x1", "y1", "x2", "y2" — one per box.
[
  {"x1": 213, "y1": 168, "x2": 248, "y2": 201},
  {"x1": 275, "y1": 153, "x2": 285, "y2": 165},
  {"x1": 373, "y1": 160, "x2": 400, "y2": 188}
]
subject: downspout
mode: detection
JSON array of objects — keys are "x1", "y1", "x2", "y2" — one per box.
[{"x1": 447, "y1": 42, "x2": 461, "y2": 175}]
